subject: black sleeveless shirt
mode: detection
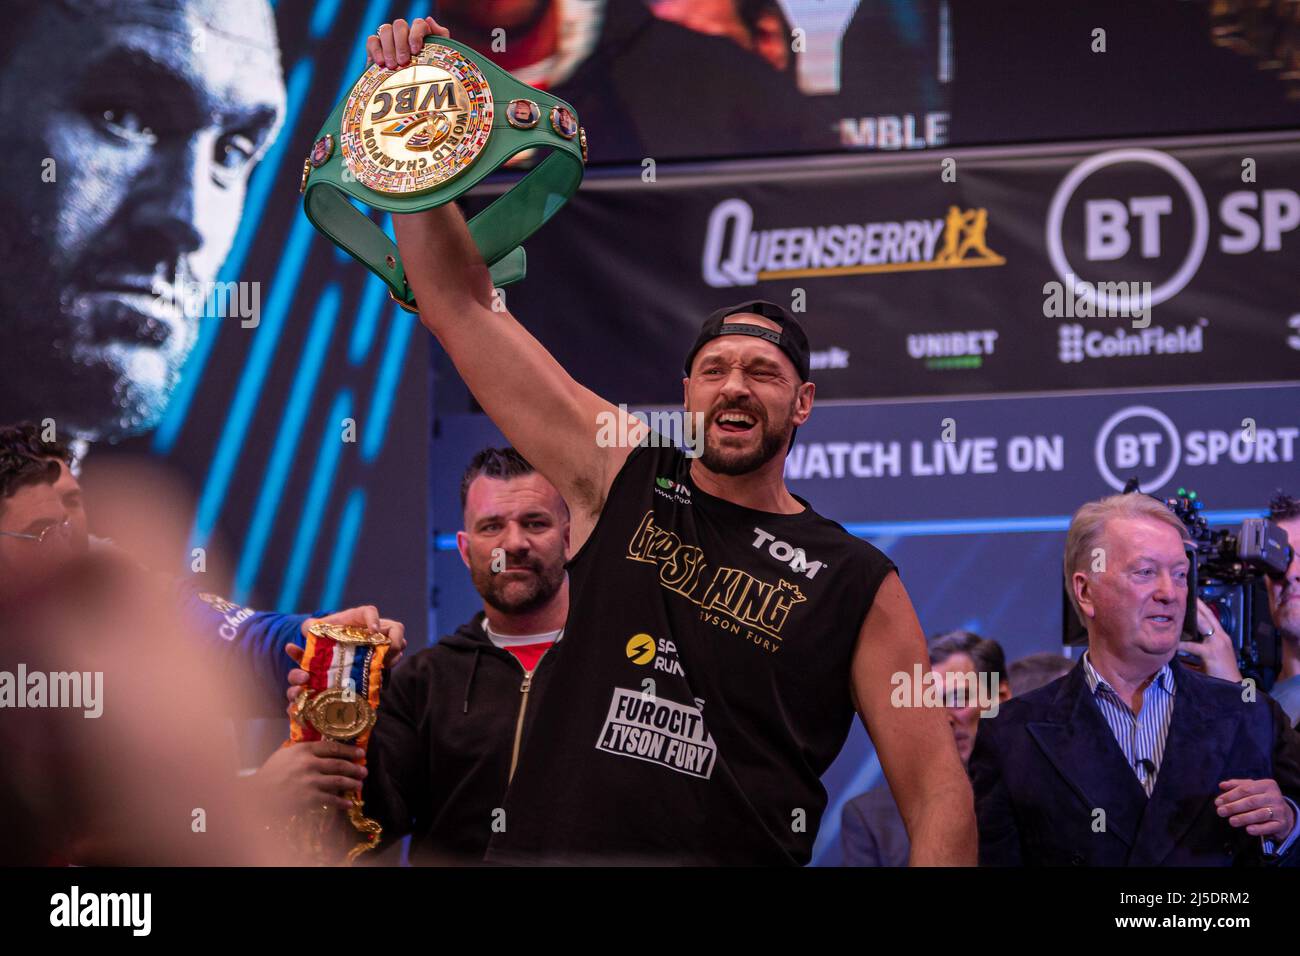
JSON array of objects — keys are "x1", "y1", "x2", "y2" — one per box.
[{"x1": 487, "y1": 442, "x2": 897, "y2": 865}]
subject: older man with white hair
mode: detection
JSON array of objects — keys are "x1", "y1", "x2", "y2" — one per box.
[{"x1": 971, "y1": 492, "x2": 1300, "y2": 866}]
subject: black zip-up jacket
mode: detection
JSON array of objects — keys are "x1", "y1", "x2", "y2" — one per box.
[{"x1": 362, "y1": 612, "x2": 558, "y2": 865}]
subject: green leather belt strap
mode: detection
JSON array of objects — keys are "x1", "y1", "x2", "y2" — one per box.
[{"x1": 301, "y1": 36, "x2": 585, "y2": 311}]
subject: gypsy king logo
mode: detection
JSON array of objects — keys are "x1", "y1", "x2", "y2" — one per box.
[
  {"x1": 627, "y1": 511, "x2": 805, "y2": 653},
  {"x1": 341, "y1": 44, "x2": 493, "y2": 194},
  {"x1": 703, "y1": 198, "x2": 1004, "y2": 287}
]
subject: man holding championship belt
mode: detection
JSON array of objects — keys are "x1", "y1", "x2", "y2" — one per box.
[{"x1": 344, "y1": 16, "x2": 975, "y2": 866}]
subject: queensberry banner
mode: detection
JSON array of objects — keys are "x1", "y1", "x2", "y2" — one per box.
[{"x1": 463, "y1": 132, "x2": 1300, "y2": 406}]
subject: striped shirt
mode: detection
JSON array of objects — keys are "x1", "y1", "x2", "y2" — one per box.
[{"x1": 1082, "y1": 651, "x2": 1175, "y2": 797}]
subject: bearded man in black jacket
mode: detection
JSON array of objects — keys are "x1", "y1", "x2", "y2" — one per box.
[{"x1": 289, "y1": 447, "x2": 570, "y2": 865}]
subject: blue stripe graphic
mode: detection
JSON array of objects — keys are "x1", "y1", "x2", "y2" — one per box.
[
  {"x1": 333, "y1": 0, "x2": 397, "y2": 102},
  {"x1": 349, "y1": 278, "x2": 389, "y2": 364},
  {"x1": 310, "y1": 0, "x2": 346, "y2": 37},
  {"x1": 277, "y1": 390, "x2": 355, "y2": 610},
  {"x1": 189, "y1": 213, "x2": 319, "y2": 551},
  {"x1": 232, "y1": 284, "x2": 343, "y2": 602},
  {"x1": 362, "y1": 306, "x2": 418, "y2": 462},
  {"x1": 321, "y1": 488, "x2": 368, "y2": 611}
]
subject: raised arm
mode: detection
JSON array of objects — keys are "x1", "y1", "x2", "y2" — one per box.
[
  {"x1": 850, "y1": 573, "x2": 978, "y2": 865},
  {"x1": 376, "y1": 18, "x2": 643, "y2": 548}
]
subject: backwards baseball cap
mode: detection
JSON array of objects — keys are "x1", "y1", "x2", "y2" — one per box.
[{"x1": 683, "y1": 300, "x2": 811, "y2": 381}]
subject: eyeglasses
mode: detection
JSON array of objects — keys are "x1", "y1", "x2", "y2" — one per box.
[{"x1": 0, "y1": 516, "x2": 72, "y2": 546}]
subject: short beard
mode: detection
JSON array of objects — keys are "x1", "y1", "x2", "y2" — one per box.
[
  {"x1": 699, "y1": 402, "x2": 793, "y2": 476},
  {"x1": 471, "y1": 552, "x2": 565, "y2": 616}
]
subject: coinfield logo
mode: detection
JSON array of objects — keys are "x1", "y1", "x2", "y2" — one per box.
[
  {"x1": 1058, "y1": 320, "x2": 1205, "y2": 363},
  {"x1": 702, "y1": 198, "x2": 1005, "y2": 288}
]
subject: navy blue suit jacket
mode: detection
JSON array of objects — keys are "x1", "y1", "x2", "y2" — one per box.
[{"x1": 970, "y1": 659, "x2": 1300, "y2": 866}]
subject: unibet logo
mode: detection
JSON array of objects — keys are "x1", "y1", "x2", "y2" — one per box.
[
  {"x1": 907, "y1": 329, "x2": 998, "y2": 370},
  {"x1": 626, "y1": 633, "x2": 656, "y2": 666}
]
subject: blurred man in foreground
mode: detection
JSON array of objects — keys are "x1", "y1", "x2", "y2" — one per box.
[{"x1": 0, "y1": 422, "x2": 405, "y2": 851}]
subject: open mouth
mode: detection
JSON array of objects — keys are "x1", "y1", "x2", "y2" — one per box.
[
  {"x1": 713, "y1": 410, "x2": 758, "y2": 434},
  {"x1": 79, "y1": 290, "x2": 180, "y2": 347},
  {"x1": 1146, "y1": 614, "x2": 1176, "y2": 626}
]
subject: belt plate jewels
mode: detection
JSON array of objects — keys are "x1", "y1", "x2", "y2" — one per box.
[{"x1": 340, "y1": 43, "x2": 494, "y2": 195}]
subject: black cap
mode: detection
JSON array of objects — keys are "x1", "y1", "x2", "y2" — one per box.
[{"x1": 683, "y1": 300, "x2": 811, "y2": 381}]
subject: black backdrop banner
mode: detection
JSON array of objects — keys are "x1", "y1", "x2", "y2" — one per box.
[{"x1": 460, "y1": 132, "x2": 1300, "y2": 406}]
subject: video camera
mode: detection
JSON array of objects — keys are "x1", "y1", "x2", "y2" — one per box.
[
  {"x1": 1062, "y1": 483, "x2": 1294, "y2": 688},
  {"x1": 1161, "y1": 486, "x2": 1291, "y2": 686}
]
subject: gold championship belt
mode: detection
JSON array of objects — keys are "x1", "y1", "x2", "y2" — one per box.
[
  {"x1": 285, "y1": 622, "x2": 390, "y2": 864},
  {"x1": 301, "y1": 36, "x2": 585, "y2": 307}
]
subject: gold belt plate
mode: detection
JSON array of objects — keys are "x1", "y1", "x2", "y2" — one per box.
[
  {"x1": 302, "y1": 688, "x2": 377, "y2": 741},
  {"x1": 340, "y1": 43, "x2": 494, "y2": 196}
]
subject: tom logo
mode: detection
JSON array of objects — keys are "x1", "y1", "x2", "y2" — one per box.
[{"x1": 751, "y1": 527, "x2": 825, "y2": 579}]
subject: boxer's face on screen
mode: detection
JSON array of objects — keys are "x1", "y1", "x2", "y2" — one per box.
[
  {"x1": 458, "y1": 473, "x2": 569, "y2": 616},
  {"x1": 1080, "y1": 517, "x2": 1189, "y2": 661},
  {"x1": 0, "y1": 0, "x2": 284, "y2": 440},
  {"x1": 685, "y1": 315, "x2": 812, "y2": 477}
]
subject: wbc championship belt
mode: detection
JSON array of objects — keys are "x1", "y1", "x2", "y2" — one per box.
[
  {"x1": 300, "y1": 36, "x2": 586, "y2": 309},
  {"x1": 288, "y1": 621, "x2": 390, "y2": 864}
]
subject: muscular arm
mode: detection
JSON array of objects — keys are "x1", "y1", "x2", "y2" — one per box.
[
  {"x1": 394, "y1": 204, "x2": 644, "y2": 551},
  {"x1": 850, "y1": 573, "x2": 977, "y2": 865},
  {"x1": 371, "y1": 16, "x2": 642, "y2": 547}
]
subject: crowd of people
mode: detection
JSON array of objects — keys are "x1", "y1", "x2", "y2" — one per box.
[
  {"x1": 4, "y1": 415, "x2": 1299, "y2": 866},
  {"x1": 2, "y1": 8, "x2": 1298, "y2": 869}
]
